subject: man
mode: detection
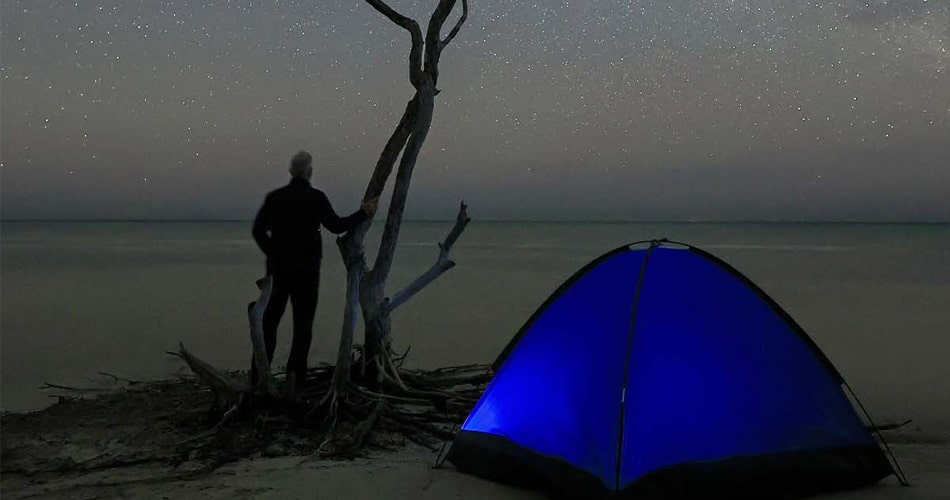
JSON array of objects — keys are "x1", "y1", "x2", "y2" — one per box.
[{"x1": 252, "y1": 150, "x2": 376, "y2": 395}]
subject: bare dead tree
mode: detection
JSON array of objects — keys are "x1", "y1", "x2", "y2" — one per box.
[
  {"x1": 323, "y1": 0, "x2": 472, "y2": 409},
  {"x1": 175, "y1": 2, "x2": 476, "y2": 453}
]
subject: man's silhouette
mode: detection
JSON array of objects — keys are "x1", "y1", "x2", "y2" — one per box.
[{"x1": 252, "y1": 150, "x2": 376, "y2": 395}]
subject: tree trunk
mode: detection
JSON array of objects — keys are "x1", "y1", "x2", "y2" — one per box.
[
  {"x1": 331, "y1": 233, "x2": 366, "y2": 394},
  {"x1": 361, "y1": 83, "x2": 436, "y2": 368}
]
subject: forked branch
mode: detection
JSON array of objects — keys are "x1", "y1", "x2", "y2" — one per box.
[
  {"x1": 363, "y1": 0, "x2": 425, "y2": 86},
  {"x1": 385, "y1": 201, "x2": 470, "y2": 312},
  {"x1": 424, "y1": 0, "x2": 459, "y2": 81},
  {"x1": 440, "y1": 0, "x2": 469, "y2": 50}
]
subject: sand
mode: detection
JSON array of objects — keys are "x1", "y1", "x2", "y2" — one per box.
[
  {"x1": 2, "y1": 369, "x2": 948, "y2": 500},
  {"x1": 3, "y1": 393, "x2": 948, "y2": 500},
  {"x1": 3, "y1": 443, "x2": 950, "y2": 500}
]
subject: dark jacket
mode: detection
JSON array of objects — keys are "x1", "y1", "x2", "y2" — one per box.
[{"x1": 252, "y1": 177, "x2": 367, "y2": 272}]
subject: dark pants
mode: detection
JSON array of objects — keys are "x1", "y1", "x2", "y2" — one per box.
[{"x1": 251, "y1": 266, "x2": 320, "y2": 384}]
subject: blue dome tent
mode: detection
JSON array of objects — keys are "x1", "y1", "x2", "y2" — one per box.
[{"x1": 447, "y1": 240, "x2": 901, "y2": 499}]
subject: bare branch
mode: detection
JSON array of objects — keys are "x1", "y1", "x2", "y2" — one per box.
[
  {"x1": 385, "y1": 201, "x2": 470, "y2": 312},
  {"x1": 440, "y1": 199, "x2": 470, "y2": 251},
  {"x1": 362, "y1": 0, "x2": 417, "y2": 36},
  {"x1": 174, "y1": 343, "x2": 249, "y2": 400},
  {"x1": 363, "y1": 0, "x2": 425, "y2": 86},
  {"x1": 387, "y1": 260, "x2": 455, "y2": 313},
  {"x1": 362, "y1": 97, "x2": 418, "y2": 204},
  {"x1": 440, "y1": 0, "x2": 469, "y2": 50},
  {"x1": 424, "y1": 0, "x2": 459, "y2": 84}
]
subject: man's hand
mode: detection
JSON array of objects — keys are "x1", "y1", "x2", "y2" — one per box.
[{"x1": 361, "y1": 197, "x2": 380, "y2": 216}]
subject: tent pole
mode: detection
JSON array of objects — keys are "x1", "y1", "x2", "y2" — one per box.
[{"x1": 614, "y1": 240, "x2": 661, "y2": 491}]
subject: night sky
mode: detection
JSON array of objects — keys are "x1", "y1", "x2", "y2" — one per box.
[{"x1": 2, "y1": 0, "x2": 948, "y2": 220}]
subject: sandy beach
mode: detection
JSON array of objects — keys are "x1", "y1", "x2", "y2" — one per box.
[
  {"x1": 2, "y1": 379, "x2": 948, "y2": 500},
  {"x1": 3, "y1": 439, "x2": 949, "y2": 499}
]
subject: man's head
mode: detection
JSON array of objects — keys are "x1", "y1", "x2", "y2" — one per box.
[{"x1": 289, "y1": 150, "x2": 313, "y2": 181}]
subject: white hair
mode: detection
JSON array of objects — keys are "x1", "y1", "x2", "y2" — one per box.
[{"x1": 289, "y1": 150, "x2": 313, "y2": 179}]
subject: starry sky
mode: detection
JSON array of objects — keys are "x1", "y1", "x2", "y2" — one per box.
[{"x1": 2, "y1": 0, "x2": 948, "y2": 221}]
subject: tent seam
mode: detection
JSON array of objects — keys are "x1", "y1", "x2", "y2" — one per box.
[{"x1": 614, "y1": 240, "x2": 659, "y2": 491}]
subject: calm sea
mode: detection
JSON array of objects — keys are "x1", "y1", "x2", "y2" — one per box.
[{"x1": 2, "y1": 221, "x2": 948, "y2": 430}]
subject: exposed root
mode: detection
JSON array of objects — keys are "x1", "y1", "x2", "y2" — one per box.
[
  {"x1": 39, "y1": 382, "x2": 109, "y2": 393},
  {"x1": 161, "y1": 343, "x2": 492, "y2": 470},
  {"x1": 383, "y1": 349, "x2": 411, "y2": 392},
  {"x1": 309, "y1": 384, "x2": 340, "y2": 420},
  {"x1": 346, "y1": 400, "x2": 387, "y2": 452},
  {"x1": 12, "y1": 344, "x2": 490, "y2": 475}
]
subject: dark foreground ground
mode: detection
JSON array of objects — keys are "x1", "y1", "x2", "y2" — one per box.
[{"x1": 2, "y1": 379, "x2": 948, "y2": 500}]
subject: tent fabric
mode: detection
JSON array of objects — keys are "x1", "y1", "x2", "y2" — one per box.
[{"x1": 447, "y1": 241, "x2": 893, "y2": 499}]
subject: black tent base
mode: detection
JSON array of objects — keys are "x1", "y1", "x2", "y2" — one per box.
[
  {"x1": 448, "y1": 431, "x2": 893, "y2": 500},
  {"x1": 448, "y1": 430, "x2": 611, "y2": 499}
]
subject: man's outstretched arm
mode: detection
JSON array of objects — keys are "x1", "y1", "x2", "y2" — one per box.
[{"x1": 319, "y1": 193, "x2": 376, "y2": 234}]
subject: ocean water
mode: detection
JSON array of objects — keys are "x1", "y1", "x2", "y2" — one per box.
[{"x1": 1, "y1": 221, "x2": 948, "y2": 430}]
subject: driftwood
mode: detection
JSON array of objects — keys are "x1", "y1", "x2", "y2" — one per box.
[
  {"x1": 19, "y1": 366, "x2": 917, "y2": 478},
  {"x1": 172, "y1": 343, "x2": 247, "y2": 399},
  {"x1": 872, "y1": 419, "x2": 913, "y2": 432},
  {"x1": 171, "y1": 345, "x2": 491, "y2": 465},
  {"x1": 170, "y1": 344, "x2": 248, "y2": 421},
  {"x1": 248, "y1": 275, "x2": 277, "y2": 397},
  {"x1": 386, "y1": 202, "x2": 470, "y2": 312}
]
